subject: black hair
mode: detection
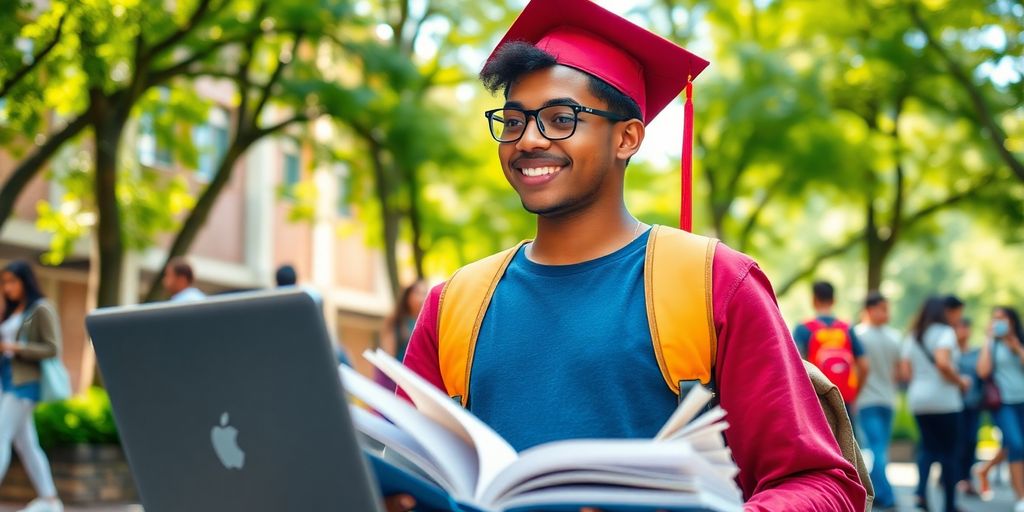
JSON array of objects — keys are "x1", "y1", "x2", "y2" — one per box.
[
  {"x1": 1, "y1": 260, "x2": 45, "y2": 322},
  {"x1": 864, "y1": 291, "x2": 886, "y2": 308},
  {"x1": 995, "y1": 305, "x2": 1024, "y2": 342},
  {"x1": 480, "y1": 41, "x2": 643, "y2": 123},
  {"x1": 944, "y1": 294, "x2": 965, "y2": 310},
  {"x1": 391, "y1": 280, "x2": 426, "y2": 340},
  {"x1": 912, "y1": 295, "x2": 949, "y2": 346},
  {"x1": 812, "y1": 281, "x2": 834, "y2": 303},
  {"x1": 275, "y1": 264, "x2": 297, "y2": 287},
  {"x1": 167, "y1": 257, "x2": 195, "y2": 284}
]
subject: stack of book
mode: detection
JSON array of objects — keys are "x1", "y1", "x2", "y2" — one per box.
[{"x1": 341, "y1": 349, "x2": 743, "y2": 512}]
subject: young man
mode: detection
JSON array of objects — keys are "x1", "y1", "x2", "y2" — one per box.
[
  {"x1": 389, "y1": 0, "x2": 866, "y2": 509},
  {"x1": 853, "y1": 292, "x2": 901, "y2": 511},
  {"x1": 162, "y1": 257, "x2": 205, "y2": 302},
  {"x1": 794, "y1": 281, "x2": 869, "y2": 420}
]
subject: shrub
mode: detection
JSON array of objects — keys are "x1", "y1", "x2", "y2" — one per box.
[
  {"x1": 891, "y1": 393, "x2": 919, "y2": 442},
  {"x1": 34, "y1": 387, "x2": 119, "y2": 450}
]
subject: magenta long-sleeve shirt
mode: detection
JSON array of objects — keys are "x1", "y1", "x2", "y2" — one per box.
[{"x1": 400, "y1": 243, "x2": 866, "y2": 510}]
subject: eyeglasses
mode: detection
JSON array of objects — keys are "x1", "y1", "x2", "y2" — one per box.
[{"x1": 483, "y1": 104, "x2": 631, "y2": 143}]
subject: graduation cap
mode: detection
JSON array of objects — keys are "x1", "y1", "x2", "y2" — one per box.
[{"x1": 485, "y1": 0, "x2": 710, "y2": 231}]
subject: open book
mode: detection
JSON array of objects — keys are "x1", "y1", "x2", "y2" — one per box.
[{"x1": 340, "y1": 349, "x2": 743, "y2": 512}]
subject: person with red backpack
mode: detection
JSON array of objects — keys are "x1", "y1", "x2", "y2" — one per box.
[
  {"x1": 382, "y1": 0, "x2": 867, "y2": 510},
  {"x1": 794, "y1": 281, "x2": 870, "y2": 423}
]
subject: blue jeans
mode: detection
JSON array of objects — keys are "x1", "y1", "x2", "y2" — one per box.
[
  {"x1": 958, "y1": 407, "x2": 982, "y2": 483},
  {"x1": 995, "y1": 402, "x2": 1024, "y2": 462},
  {"x1": 860, "y1": 406, "x2": 895, "y2": 508},
  {"x1": 914, "y1": 412, "x2": 962, "y2": 512}
]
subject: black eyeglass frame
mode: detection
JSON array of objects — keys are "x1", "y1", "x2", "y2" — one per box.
[{"x1": 483, "y1": 104, "x2": 632, "y2": 143}]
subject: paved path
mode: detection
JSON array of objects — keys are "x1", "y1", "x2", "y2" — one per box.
[
  {"x1": 0, "y1": 462, "x2": 1016, "y2": 511},
  {"x1": 889, "y1": 461, "x2": 1015, "y2": 511}
]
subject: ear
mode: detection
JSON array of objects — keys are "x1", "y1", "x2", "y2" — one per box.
[{"x1": 615, "y1": 119, "x2": 645, "y2": 162}]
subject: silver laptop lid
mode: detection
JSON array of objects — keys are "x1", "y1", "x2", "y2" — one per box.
[{"x1": 86, "y1": 290, "x2": 381, "y2": 512}]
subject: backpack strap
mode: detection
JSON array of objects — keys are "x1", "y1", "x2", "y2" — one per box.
[
  {"x1": 802, "y1": 360, "x2": 876, "y2": 511},
  {"x1": 438, "y1": 227, "x2": 719, "y2": 405},
  {"x1": 645, "y1": 225, "x2": 719, "y2": 394},
  {"x1": 437, "y1": 241, "x2": 528, "y2": 407}
]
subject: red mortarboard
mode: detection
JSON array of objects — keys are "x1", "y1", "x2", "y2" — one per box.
[{"x1": 485, "y1": 0, "x2": 710, "y2": 231}]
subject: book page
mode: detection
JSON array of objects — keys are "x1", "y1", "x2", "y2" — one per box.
[
  {"x1": 495, "y1": 485, "x2": 743, "y2": 512},
  {"x1": 499, "y1": 469, "x2": 700, "y2": 499},
  {"x1": 480, "y1": 439, "x2": 709, "y2": 505},
  {"x1": 364, "y1": 349, "x2": 519, "y2": 500},
  {"x1": 339, "y1": 365, "x2": 478, "y2": 497},
  {"x1": 654, "y1": 385, "x2": 715, "y2": 441},
  {"x1": 349, "y1": 405, "x2": 455, "y2": 490}
]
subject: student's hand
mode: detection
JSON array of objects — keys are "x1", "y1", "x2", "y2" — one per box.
[
  {"x1": 959, "y1": 376, "x2": 972, "y2": 392},
  {"x1": 384, "y1": 494, "x2": 415, "y2": 512},
  {"x1": 1005, "y1": 333, "x2": 1023, "y2": 352},
  {"x1": 0, "y1": 343, "x2": 18, "y2": 354}
]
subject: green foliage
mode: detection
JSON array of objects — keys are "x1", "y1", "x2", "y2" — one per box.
[
  {"x1": 891, "y1": 393, "x2": 918, "y2": 442},
  {"x1": 34, "y1": 387, "x2": 119, "y2": 450},
  {"x1": 2, "y1": 0, "x2": 1022, "y2": 311}
]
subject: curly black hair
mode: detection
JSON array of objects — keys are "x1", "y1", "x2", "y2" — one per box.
[{"x1": 480, "y1": 41, "x2": 643, "y2": 122}]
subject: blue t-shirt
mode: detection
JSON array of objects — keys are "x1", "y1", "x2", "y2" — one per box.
[
  {"x1": 959, "y1": 347, "x2": 983, "y2": 409},
  {"x1": 0, "y1": 356, "x2": 41, "y2": 402},
  {"x1": 793, "y1": 316, "x2": 864, "y2": 359},
  {"x1": 468, "y1": 229, "x2": 678, "y2": 451}
]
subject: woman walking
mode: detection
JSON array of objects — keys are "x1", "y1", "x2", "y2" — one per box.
[
  {"x1": 977, "y1": 306, "x2": 1024, "y2": 511},
  {"x1": 901, "y1": 296, "x2": 968, "y2": 512},
  {"x1": 376, "y1": 280, "x2": 429, "y2": 390},
  {"x1": 0, "y1": 261, "x2": 63, "y2": 512}
]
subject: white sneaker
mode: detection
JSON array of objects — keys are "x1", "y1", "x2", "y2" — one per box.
[
  {"x1": 16, "y1": 497, "x2": 63, "y2": 512},
  {"x1": 1014, "y1": 499, "x2": 1024, "y2": 512}
]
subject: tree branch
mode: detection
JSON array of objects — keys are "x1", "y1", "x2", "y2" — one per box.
[
  {"x1": 909, "y1": 4, "x2": 1024, "y2": 183},
  {"x1": 252, "y1": 32, "x2": 304, "y2": 122},
  {"x1": 144, "y1": 0, "x2": 215, "y2": 61},
  {"x1": 885, "y1": 93, "x2": 908, "y2": 246},
  {"x1": 902, "y1": 174, "x2": 997, "y2": 230},
  {"x1": 179, "y1": 68, "x2": 238, "y2": 81},
  {"x1": 145, "y1": 36, "x2": 242, "y2": 87},
  {"x1": 737, "y1": 174, "x2": 784, "y2": 253},
  {"x1": 253, "y1": 114, "x2": 309, "y2": 141},
  {"x1": 0, "y1": 110, "x2": 92, "y2": 234},
  {"x1": 775, "y1": 232, "x2": 863, "y2": 297},
  {"x1": 0, "y1": 11, "x2": 67, "y2": 99}
]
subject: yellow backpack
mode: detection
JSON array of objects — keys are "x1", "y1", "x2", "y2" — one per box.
[
  {"x1": 432, "y1": 224, "x2": 874, "y2": 510},
  {"x1": 437, "y1": 225, "x2": 717, "y2": 406}
]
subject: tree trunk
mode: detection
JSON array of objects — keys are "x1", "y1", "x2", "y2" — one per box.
[
  {"x1": 405, "y1": 165, "x2": 425, "y2": 279},
  {"x1": 0, "y1": 112, "x2": 92, "y2": 234},
  {"x1": 367, "y1": 138, "x2": 401, "y2": 301},
  {"x1": 864, "y1": 200, "x2": 884, "y2": 293},
  {"x1": 91, "y1": 103, "x2": 130, "y2": 307},
  {"x1": 143, "y1": 142, "x2": 249, "y2": 302}
]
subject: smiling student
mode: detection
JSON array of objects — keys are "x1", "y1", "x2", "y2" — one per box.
[{"x1": 387, "y1": 0, "x2": 866, "y2": 510}]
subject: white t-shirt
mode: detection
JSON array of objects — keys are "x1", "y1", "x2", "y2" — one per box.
[
  {"x1": 902, "y1": 324, "x2": 963, "y2": 414},
  {"x1": 0, "y1": 312, "x2": 23, "y2": 343},
  {"x1": 170, "y1": 287, "x2": 206, "y2": 303},
  {"x1": 854, "y1": 323, "x2": 902, "y2": 409}
]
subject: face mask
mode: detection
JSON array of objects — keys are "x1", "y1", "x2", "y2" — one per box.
[{"x1": 994, "y1": 319, "x2": 1010, "y2": 338}]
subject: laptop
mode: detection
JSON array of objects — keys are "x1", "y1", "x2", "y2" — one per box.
[{"x1": 85, "y1": 289, "x2": 382, "y2": 512}]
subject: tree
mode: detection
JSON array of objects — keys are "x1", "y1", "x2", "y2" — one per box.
[
  {"x1": 774, "y1": 0, "x2": 1017, "y2": 295},
  {"x1": 909, "y1": 1, "x2": 1024, "y2": 184},
  {"x1": 2, "y1": 0, "x2": 365, "y2": 306},
  {"x1": 330, "y1": 0, "x2": 516, "y2": 298},
  {"x1": 141, "y1": 2, "x2": 380, "y2": 301}
]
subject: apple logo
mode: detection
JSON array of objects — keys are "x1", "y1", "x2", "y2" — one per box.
[{"x1": 210, "y1": 412, "x2": 245, "y2": 470}]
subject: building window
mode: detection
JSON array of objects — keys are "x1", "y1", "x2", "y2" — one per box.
[
  {"x1": 336, "y1": 164, "x2": 350, "y2": 217},
  {"x1": 137, "y1": 88, "x2": 172, "y2": 168},
  {"x1": 192, "y1": 108, "x2": 230, "y2": 181},
  {"x1": 283, "y1": 152, "x2": 301, "y2": 198}
]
